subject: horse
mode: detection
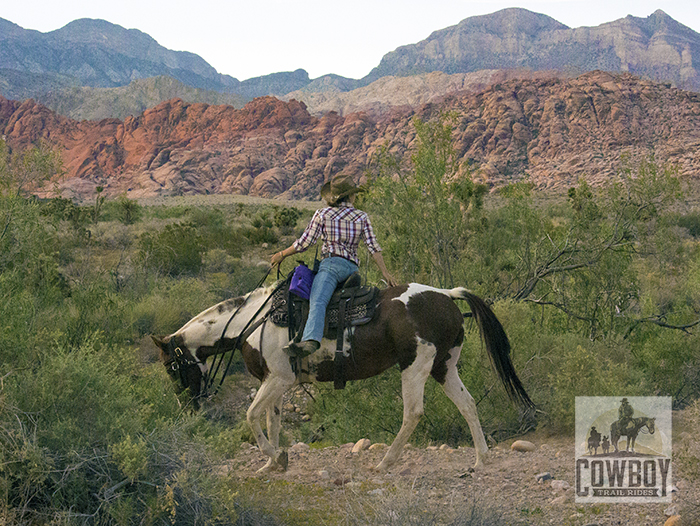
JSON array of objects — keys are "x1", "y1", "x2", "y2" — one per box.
[
  {"x1": 587, "y1": 428, "x2": 601, "y2": 455},
  {"x1": 601, "y1": 435, "x2": 610, "y2": 454},
  {"x1": 610, "y1": 417, "x2": 656, "y2": 453},
  {"x1": 152, "y1": 281, "x2": 535, "y2": 473}
]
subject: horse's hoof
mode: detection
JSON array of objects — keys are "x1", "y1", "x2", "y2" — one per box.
[
  {"x1": 275, "y1": 451, "x2": 289, "y2": 471},
  {"x1": 373, "y1": 462, "x2": 389, "y2": 473},
  {"x1": 256, "y1": 461, "x2": 275, "y2": 474},
  {"x1": 255, "y1": 451, "x2": 288, "y2": 474}
]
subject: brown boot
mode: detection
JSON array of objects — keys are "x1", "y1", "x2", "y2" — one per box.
[{"x1": 283, "y1": 340, "x2": 320, "y2": 358}]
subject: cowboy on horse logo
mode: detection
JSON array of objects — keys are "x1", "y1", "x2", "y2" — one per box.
[{"x1": 575, "y1": 396, "x2": 672, "y2": 503}]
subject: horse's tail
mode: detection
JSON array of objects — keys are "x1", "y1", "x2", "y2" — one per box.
[{"x1": 448, "y1": 287, "x2": 535, "y2": 411}]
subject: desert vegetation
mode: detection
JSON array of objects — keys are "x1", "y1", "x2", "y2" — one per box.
[{"x1": 1, "y1": 118, "x2": 699, "y2": 525}]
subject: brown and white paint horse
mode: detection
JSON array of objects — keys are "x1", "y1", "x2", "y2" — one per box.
[{"x1": 153, "y1": 282, "x2": 534, "y2": 473}]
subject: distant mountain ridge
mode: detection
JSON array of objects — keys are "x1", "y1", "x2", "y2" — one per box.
[
  {"x1": 366, "y1": 8, "x2": 700, "y2": 92},
  {"x1": 0, "y1": 17, "x2": 321, "y2": 100},
  {"x1": 1, "y1": 9, "x2": 700, "y2": 121},
  {"x1": 0, "y1": 17, "x2": 233, "y2": 90}
]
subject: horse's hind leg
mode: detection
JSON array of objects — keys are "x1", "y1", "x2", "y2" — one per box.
[
  {"x1": 375, "y1": 341, "x2": 435, "y2": 472},
  {"x1": 247, "y1": 375, "x2": 293, "y2": 472},
  {"x1": 439, "y1": 350, "x2": 489, "y2": 469}
]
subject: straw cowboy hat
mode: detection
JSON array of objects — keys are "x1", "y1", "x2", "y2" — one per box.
[{"x1": 320, "y1": 175, "x2": 363, "y2": 205}]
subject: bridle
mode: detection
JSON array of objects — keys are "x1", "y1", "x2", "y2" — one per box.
[
  {"x1": 163, "y1": 342, "x2": 203, "y2": 395},
  {"x1": 165, "y1": 267, "x2": 290, "y2": 402}
]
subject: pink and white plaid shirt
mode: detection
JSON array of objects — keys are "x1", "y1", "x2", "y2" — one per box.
[{"x1": 293, "y1": 203, "x2": 381, "y2": 265}]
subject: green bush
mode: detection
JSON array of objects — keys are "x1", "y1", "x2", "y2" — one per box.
[
  {"x1": 107, "y1": 194, "x2": 143, "y2": 225},
  {"x1": 139, "y1": 222, "x2": 205, "y2": 276},
  {"x1": 129, "y1": 277, "x2": 220, "y2": 337},
  {"x1": 274, "y1": 206, "x2": 302, "y2": 234},
  {"x1": 676, "y1": 211, "x2": 700, "y2": 238},
  {"x1": 244, "y1": 211, "x2": 278, "y2": 245}
]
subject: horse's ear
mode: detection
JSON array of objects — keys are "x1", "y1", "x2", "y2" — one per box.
[{"x1": 151, "y1": 335, "x2": 166, "y2": 351}]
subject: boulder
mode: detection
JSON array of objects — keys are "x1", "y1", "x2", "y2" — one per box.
[
  {"x1": 352, "y1": 438, "x2": 371, "y2": 453},
  {"x1": 511, "y1": 440, "x2": 536, "y2": 452}
]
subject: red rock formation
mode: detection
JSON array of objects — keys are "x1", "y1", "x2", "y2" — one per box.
[{"x1": 2, "y1": 71, "x2": 699, "y2": 201}]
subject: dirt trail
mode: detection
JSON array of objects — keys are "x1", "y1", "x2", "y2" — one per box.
[{"x1": 223, "y1": 427, "x2": 695, "y2": 526}]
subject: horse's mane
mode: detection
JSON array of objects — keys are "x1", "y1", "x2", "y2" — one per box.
[{"x1": 177, "y1": 282, "x2": 280, "y2": 333}]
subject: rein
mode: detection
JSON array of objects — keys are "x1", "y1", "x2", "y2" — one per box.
[{"x1": 203, "y1": 267, "x2": 287, "y2": 397}]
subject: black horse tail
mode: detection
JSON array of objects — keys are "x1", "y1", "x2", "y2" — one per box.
[{"x1": 449, "y1": 288, "x2": 535, "y2": 411}]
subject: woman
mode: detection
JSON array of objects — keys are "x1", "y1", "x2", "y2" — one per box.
[{"x1": 271, "y1": 175, "x2": 397, "y2": 357}]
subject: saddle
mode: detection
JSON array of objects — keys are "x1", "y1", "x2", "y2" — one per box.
[{"x1": 270, "y1": 270, "x2": 379, "y2": 389}]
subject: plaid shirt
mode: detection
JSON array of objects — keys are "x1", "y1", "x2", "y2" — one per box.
[{"x1": 293, "y1": 203, "x2": 381, "y2": 265}]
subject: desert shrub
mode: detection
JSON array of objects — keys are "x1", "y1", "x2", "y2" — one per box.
[
  {"x1": 675, "y1": 211, "x2": 700, "y2": 238},
  {"x1": 205, "y1": 248, "x2": 237, "y2": 274},
  {"x1": 273, "y1": 206, "x2": 302, "y2": 234},
  {"x1": 191, "y1": 207, "x2": 249, "y2": 255},
  {"x1": 6, "y1": 337, "x2": 151, "y2": 450},
  {"x1": 144, "y1": 204, "x2": 192, "y2": 220},
  {"x1": 343, "y1": 486, "x2": 505, "y2": 526},
  {"x1": 244, "y1": 211, "x2": 278, "y2": 245},
  {"x1": 632, "y1": 329, "x2": 700, "y2": 403},
  {"x1": 0, "y1": 325, "x2": 248, "y2": 525},
  {"x1": 138, "y1": 222, "x2": 205, "y2": 276},
  {"x1": 129, "y1": 277, "x2": 220, "y2": 337},
  {"x1": 205, "y1": 255, "x2": 272, "y2": 300},
  {"x1": 99, "y1": 194, "x2": 144, "y2": 225}
]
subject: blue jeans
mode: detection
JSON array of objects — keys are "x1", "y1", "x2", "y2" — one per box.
[{"x1": 302, "y1": 257, "x2": 358, "y2": 343}]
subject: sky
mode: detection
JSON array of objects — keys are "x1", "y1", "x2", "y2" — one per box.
[{"x1": 3, "y1": 1, "x2": 699, "y2": 81}]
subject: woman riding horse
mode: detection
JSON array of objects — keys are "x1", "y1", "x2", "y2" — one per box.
[{"x1": 271, "y1": 175, "x2": 398, "y2": 357}]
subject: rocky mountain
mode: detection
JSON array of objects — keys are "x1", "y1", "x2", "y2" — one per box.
[
  {"x1": 366, "y1": 8, "x2": 700, "y2": 93},
  {"x1": 283, "y1": 69, "x2": 560, "y2": 117},
  {"x1": 0, "y1": 18, "x2": 233, "y2": 90},
  {"x1": 2, "y1": 71, "x2": 699, "y2": 201},
  {"x1": 0, "y1": 17, "x2": 319, "y2": 101},
  {"x1": 4, "y1": 8, "x2": 700, "y2": 124},
  {"x1": 35, "y1": 76, "x2": 246, "y2": 121}
]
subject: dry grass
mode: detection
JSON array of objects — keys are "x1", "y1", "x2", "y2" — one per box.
[{"x1": 136, "y1": 193, "x2": 322, "y2": 211}]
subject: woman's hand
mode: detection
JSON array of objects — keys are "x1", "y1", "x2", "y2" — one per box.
[
  {"x1": 383, "y1": 271, "x2": 399, "y2": 288},
  {"x1": 372, "y1": 252, "x2": 399, "y2": 287},
  {"x1": 271, "y1": 245, "x2": 297, "y2": 267},
  {"x1": 270, "y1": 250, "x2": 286, "y2": 267}
]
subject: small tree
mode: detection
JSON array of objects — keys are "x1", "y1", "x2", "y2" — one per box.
[
  {"x1": 367, "y1": 115, "x2": 486, "y2": 287},
  {"x1": 0, "y1": 139, "x2": 63, "y2": 249},
  {"x1": 116, "y1": 194, "x2": 142, "y2": 225},
  {"x1": 493, "y1": 157, "x2": 683, "y2": 339}
]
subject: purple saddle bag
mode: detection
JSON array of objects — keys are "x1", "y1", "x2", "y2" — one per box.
[{"x1": 289, "y1": 263, "x2": 314, "y2": 300}]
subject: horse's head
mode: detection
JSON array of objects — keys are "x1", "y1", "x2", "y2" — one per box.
[
  {"x1": 647, "y1": 417, "x2": 656, "y2": 434},
  {"x1": 152, "y1": 335, "x2": 205, "y2": 410}
]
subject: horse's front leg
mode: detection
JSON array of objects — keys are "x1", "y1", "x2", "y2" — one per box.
[
  {"x1": 247, "y1": 375, "x2": 293, "y2": 473},
  {"x1": 257, "y1": 394, "x2": 287, "y2": 472}
]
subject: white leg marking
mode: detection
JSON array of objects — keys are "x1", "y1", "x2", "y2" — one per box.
[
  {"x1": 376, "y1": 338, "x2": 436, "y2": 471},
  {"x1": 267, "y1": 394, "x2": 283, "y2": 450},
  {"x1": 440, "y1": 345, "x2": 489, "y2": 468},
  {"x1": 247, "y1": 375, "x2": 293, "y2": 472}
]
